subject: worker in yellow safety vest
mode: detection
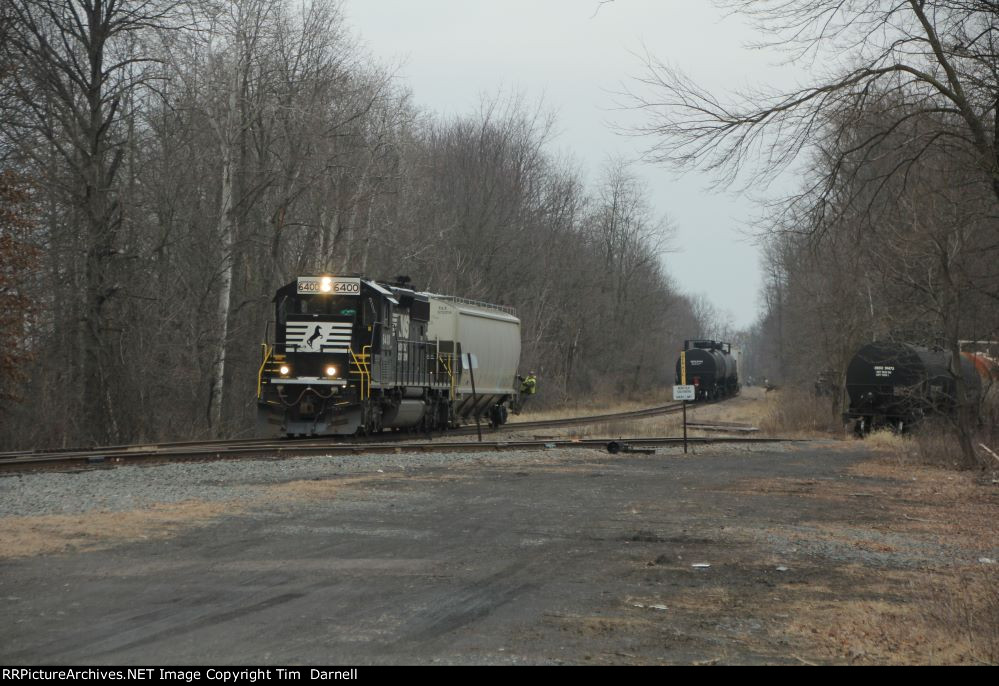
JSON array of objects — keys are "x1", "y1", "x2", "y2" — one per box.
[
  {"x1": 511, "y1": 371, "x2": 537, "y2": 415},
  {"x1": 520, "y1": 371, "x2": 537, "y2": 396}
]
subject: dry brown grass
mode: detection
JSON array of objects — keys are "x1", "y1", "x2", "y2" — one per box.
[
  {"x1": 782, "y1": 566, "x2": 999, "y2": 665},
  {"x1": 0, "y1": 473, "x2": 417, "y2": 560},
  {"x1": 783, "y1": 590, "x2": 972, "y2": 664},
  {"x1": 790, "y1": 452, "x2": 999, "y2": 664},
  {"x1": 910, "y1": 426, "x2": 971, "y2": 467},
  {"x1": 564, "y1": 415, "x2": 684, "y2": 439},
  {"x1": 923, "y1": 568, "x2": 999, "y2": 664},
  {"x1": 725, "y1": 454, "x2": 999, "y2": 664},
  {"x1": 508, "y1": 392, "x2": 672, "y2": 425},
  {"x1": 758, "y1": 389, "x2": 844, "y2": 438},
  {"x1": 687, "y1": 387, "x2": 773, "y2": 426},
  {"x1": 863, "y1": 429, "x2": 911, "y2": 455},
  {"x1": 0, "y1": 500, "x2": 242, "y2": 558},
  {"x1": 863, "y1": 423, "x2": 997, "y2": 470},
  {"x1": 518, "y1": 388, "x2": 776, "y2": 439}
]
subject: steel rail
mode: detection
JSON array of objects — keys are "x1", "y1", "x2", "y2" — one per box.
[
  {"x1": 0, "y1": 399, "x2": 747, "y2": 473},
  {"x1": 0, "y1": 400, "x2": 695, "y2": 460},
  {"x1": 0, "y1": 434, "x2": 805, "y2": 473}
]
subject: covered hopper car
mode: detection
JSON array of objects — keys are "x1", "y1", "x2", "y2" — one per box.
[{"x1": 257, "y1": 276, "x2": 521, "y2": 437}]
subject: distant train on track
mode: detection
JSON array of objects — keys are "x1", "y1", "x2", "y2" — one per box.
[
  {"x1": 844, "y1": 341, "x2": 996, "y2": 435},
  {"x1": 257, "y1": 276, "x2": 521, "y2": 437},
  {"x1": 674, "y1": 339, "x2": 741, "y2": 401}
]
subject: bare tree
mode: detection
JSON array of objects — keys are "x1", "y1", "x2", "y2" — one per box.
[
  {"x1": 0, "y1": 170, "x2": 41, "y2": 412},
  {"x1": 2, "y1": 0, "x2": 183, "y2": 443},
  {"x1": 624, "y1": 1, "x2": 999, "y2": 211}
]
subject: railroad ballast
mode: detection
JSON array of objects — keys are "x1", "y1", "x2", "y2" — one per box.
[{"x1": 257, "y1": 276, "x2": 522, "y2": 437}]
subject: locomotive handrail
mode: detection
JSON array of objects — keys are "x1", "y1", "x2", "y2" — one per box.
[
  {"x1": 362, "y1": 345, "x2": 372, "y2": 398},
  {"x1": 436, "y1": 351, "x2": 456, "y2": 401},
  {"x1": 257, "y1": 343, "x2": 273, "y2": 399},
  {"x1": 349, "y1": 347, "x2": 370, "y2": 400}
]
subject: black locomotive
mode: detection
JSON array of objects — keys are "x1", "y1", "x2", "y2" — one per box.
[
  {"x1": 674, "y1": 339, "x2": 740, "y2": 401},
  {"x1": 844, "y1": 341, "x2": 984, "y2": 435},
  {"x1": 256, "y1": 275, "x2": 522, "y2": 437}
]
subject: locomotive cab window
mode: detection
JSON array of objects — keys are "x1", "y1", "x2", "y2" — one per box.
[
  {"x1": 360, "y1": 295, "x2": 384, "y2": 352},
  {"x1": 292, "y1": 295, "x2": 357, "y2": 317},
  {"x1": 277, "y1": 296, "x2": 289, "y2": 326}
]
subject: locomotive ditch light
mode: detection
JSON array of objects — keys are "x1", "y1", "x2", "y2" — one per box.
[
  {"x1": 325, "y1": 365, "x2": 337, "y2": 377},
  {"x1": 279, "y1": 365, "x2": 291, "y2": 376}
]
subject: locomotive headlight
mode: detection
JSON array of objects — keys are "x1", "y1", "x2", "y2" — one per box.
[
  {"x1": 320, "y1": 276, "x2": 333, "y2": 293},
  {"x1": 279, "y1": 365, "x2": 291, "y2": 376},
  {"x1": 325, "y1": 365, "x2": 337, "y2": 377}
]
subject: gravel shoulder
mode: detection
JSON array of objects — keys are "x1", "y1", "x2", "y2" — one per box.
[{"x1": 1, "y1": 439, "x2": 998, "y2": 664}]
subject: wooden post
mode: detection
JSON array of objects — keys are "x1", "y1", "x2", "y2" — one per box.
[
  {"x1": 681, "y1": 349, "x2": 688, "y2": 454},
  {"x1": 683, "y1": 400, "x2": 688, "y2": 454}
]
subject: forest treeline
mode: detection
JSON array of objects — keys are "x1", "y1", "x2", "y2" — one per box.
[
  {"x1": 629, "y1": 0, "x2": 999, "y2": 466},
  {"x1": 0, "y1": 0, "x2": 707, "y2": 448}
]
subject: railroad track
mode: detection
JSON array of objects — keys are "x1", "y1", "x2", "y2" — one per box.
[
  {"x1": 0, "y1": 399, "x2": 768, "y2": 473},
  {"x1": 0, "y1": 401, "x2": 688, "y2": 461}
]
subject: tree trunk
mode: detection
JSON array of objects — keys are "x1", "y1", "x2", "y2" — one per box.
[
  {"x1": 208, "y1": 74, "x2": 240, "y2": 438},
  {"x1": 940, "y1": 244, "x2": 980, "y2": 470}
]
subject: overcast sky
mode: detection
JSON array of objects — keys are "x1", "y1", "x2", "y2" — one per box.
[{"x1": 344, "y1": 0, "x2": 805, "y2": 329}]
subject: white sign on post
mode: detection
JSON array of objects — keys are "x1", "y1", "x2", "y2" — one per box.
[{"x1": 673, "y1": 385, "x2": 696, "y2": 401}]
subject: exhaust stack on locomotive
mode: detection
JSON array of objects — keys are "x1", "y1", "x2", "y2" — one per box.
[{"x1": 256, "y1": 275, "x2": 521, "y2": 437}]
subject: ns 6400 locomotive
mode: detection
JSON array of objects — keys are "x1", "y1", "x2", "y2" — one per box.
[{"x1": 257, "y1": 275, "x2": 521, "y2": 437}]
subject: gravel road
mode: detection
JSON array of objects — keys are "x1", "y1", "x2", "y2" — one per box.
[{"x1": 1, "y1": 440, "x2": 996, "y2": 665}]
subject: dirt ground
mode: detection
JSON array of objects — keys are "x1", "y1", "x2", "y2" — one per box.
[{"x1": 2, "y1": 397, "x2": 999, "y2": 664}]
